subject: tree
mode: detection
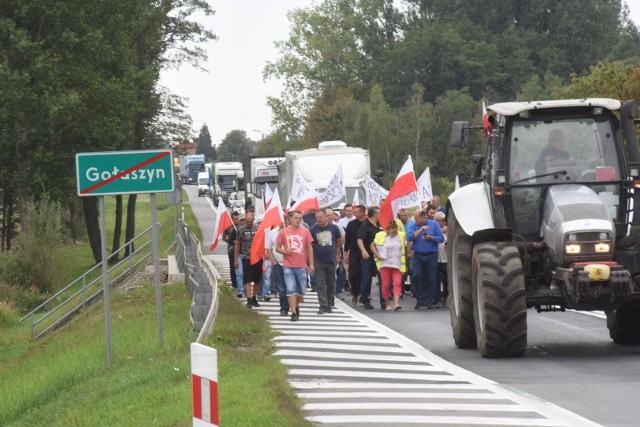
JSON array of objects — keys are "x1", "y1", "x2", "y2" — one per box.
[
  {"x1": 217, "y1": 130, "x2": 253, "y2": 163},
  {"x1": 196, "y1": 124, "x2": 217, "y2": 162}
]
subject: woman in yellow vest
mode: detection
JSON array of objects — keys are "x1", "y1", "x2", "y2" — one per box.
[{"x1": 370, "y1": 220, "x2": 407, "y2": 311}]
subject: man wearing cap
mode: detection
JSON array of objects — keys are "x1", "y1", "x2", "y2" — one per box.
[{"x1": 434, "y1": 211, "x2": 448, "y2": 307}]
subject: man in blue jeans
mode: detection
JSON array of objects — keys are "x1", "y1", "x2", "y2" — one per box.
[{"x1": 406, "y1": 210, "x2": 444, "y2": 309}]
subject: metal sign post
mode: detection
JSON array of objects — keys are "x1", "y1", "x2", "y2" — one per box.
[{"x1": 76, "y1": 149, "x2": 175, "y2": 366}]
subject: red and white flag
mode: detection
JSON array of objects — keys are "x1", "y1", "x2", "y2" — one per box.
[
  {"x1": 380, "y1": 156, "x2": 419, "y2": 228},
  {"x1": 352, "y1": 189, "x2": 360, "y2": 208},
  {"x1": 290, "y1": 170, "x2": 319, "y2": 212},
  {"x1": 264, "y1": 185, "x2": 274, "y2": 209},
  {"x1": 210, "y1": 197, "x2": 234, "y2": 252},
  {"x1": 250, "y1": 189, "x2": 285, "y2": 265},
  {"x1": 483, "y1": 100, "x2": 492, "y2": 138}
]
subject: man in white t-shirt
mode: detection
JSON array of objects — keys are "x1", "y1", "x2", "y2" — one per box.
[{"x1": 338, "y1": 204, "x2": 355, "y2": 229}]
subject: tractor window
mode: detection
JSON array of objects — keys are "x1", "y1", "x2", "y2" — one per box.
[
  {"x1": 509, "y1": 117, "x2": 620, "y2": 183},
  {"x1": 508, "y1": 115, "x2": 623, "y2": 227}
]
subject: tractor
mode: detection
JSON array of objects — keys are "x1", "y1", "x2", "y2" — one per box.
[{"x1": 448, "y1": 98, "x2": 640, "y2": 357}]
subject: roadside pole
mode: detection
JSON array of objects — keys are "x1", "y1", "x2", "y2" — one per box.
[
  {"x1": 151, "y1": 193, "x2": 164, "y2": 348},
  {"x1": 99, "y1": 196, "x2": 112, "y2": 368}
]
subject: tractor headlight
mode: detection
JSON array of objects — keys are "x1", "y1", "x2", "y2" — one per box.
[
  {"x1": 564, "y1": 232, "x2": 612, "y2": 257},
  {"x1": 565, "y1": 244, "x2": 581, "y2": 254}
]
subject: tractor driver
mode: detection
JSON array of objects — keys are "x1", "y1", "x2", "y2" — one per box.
[{"x1": 540, "y1": 128, "x2": 570, "y2": 162}]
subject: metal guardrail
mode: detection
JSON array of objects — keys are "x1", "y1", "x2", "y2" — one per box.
[
  {"x1": 19, "y1": 227, "x2": 154, "y2": 339},
  {"x1": 174, "y1": 220, "x2": 220, "y2": 342}
]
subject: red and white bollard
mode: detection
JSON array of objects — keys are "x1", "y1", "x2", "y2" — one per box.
[{"x1": 191, "y1": 343, "x2": 219, "y2": 427}]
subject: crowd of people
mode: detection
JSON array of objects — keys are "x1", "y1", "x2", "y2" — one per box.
[{"x1": 221, "y1": 196, "x2": 449, "y2": 322}]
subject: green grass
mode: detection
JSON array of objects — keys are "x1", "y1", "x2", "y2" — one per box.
[{"x1": 0, "y1": 190, "x2": 309, "y2": 426}]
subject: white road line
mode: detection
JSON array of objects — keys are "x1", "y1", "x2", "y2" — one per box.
[
  {"x1": 289, "y1": 381, "x2": 487, "y2": 390},
  {"x1": 304, "y1": 402, "x2": 533, "y2": 412},
  {"x1": 270, "y1": 330, "x2": 385, "y2": 337},
  {"x1": 306, "y1": 415, "x2": 566, "y2": 426},
  {"x1": 280, "y1": 358, "x2": 443, "y2": 372},
  {"x1": 275, "y1": 342, "x2": 410, "y2": 353},
  {"x1": 273, "y1": 336, "x2": 392, "y2": 344},
  {"x1": 298, "y1": 391, "x2": 506, "y2": 400},
  {"x1": 275, "y1": 349, "x2": 421, "y2": 362},
  {"x1": 270, "y1": 324, "x2": 374, "y2": 331},
  {"x1": 287, "y1": 369, "x2": 457, "y2": 382}
]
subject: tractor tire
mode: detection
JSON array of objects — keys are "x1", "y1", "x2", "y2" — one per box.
[
  {"x1": 472, "y1": 242, "x2": 527, "y2": 358},
  {"x1": 447, "y1": 207, "x2": 476, "y2": 348},
  {"x1": 607, "y1": 305, "x2": 640, "y2": 344}
]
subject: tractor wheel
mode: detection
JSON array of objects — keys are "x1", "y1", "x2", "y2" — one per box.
[
  {"x1": 447, "y1": 207, "x2": 476, "y2": 348},
  {"x1": 607, "y1": 305, "x2": 640, "y2": 344},
  {"x1": 472, "y1": 242, "x2": 527, "y2": 357}
]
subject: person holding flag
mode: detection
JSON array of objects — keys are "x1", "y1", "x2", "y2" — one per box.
[
  {"x1": 234, "y1": 211, "x2": 263, "y2": 308},
  {"x1": 276, "y1": 210, "x2": 314, "y2": 322}
]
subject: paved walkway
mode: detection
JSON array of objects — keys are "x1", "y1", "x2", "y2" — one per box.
[{"x1": 207, "y1": 254, "x2": 600, "y2": 427}]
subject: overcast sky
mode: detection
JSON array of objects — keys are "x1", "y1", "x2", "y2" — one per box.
[{"x1": 160, "y1": 1, "x2": 640, "y2": 147}]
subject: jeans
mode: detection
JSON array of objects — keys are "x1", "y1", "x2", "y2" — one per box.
[
  {"x1": 259, "y1": 259, "x2": 272, "y2": 298},
  {"x1": 360, "y1": 257, "x2": 375, "y2": 303},
  {"x1": 271, "y1": 263, "x2": 289, "y2": 312},
  {"x1": 283, "y1": 267, "x2": 308, "y2": 296},
  {"x1": 309, "y1": 271, "x2": 317, "y2": 291},
  {"x1": 335, "y1": 262, "x2": 346, "y2": 294},
  {"x1": 411, "y1": 252, "x2": 438, "y2": 305},
  {"x1": 235, "y1": 255, "x2": 244, "y2": 294}
]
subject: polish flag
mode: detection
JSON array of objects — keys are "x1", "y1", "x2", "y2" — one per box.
[
  {"x1": 264, "y1": 185, "x2": 274, "y2": 209},
  {"x1": 379, "y1": 156, "x2": 419, "y2": 228},
  {"x1": 483, "y1": 100, "x2": 492, "y2": 138},
  {"x1": 352, "y1": 189, "x2": 360, "y2": 208},
  {"x1": 210, "y1": 197, "x2": 234, "y2": 252},
  {"x1": 250, "y1": 189, "x2": 285, "y2": 265}
]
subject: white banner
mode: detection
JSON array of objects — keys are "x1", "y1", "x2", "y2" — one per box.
[
  {"x1": 318, "y1": 165, "x2": 346, "y2": 207},
  {"x1": 364, "y1": 174, "x2": 388, "y2": 207},
  {"x1": 417, "y1": 167, "x2": 433, "y2": 202},
  {"x1": 290, "y1": 170, "x2": 318, "y2": 203},
  {"x1": 394, "y1": 191, "x2": 421, "y2": 210}
]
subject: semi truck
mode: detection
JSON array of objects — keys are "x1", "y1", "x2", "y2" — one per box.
[
  {"x1": 213, "y1": 161, "x2": 244, "y2": 204},
  {"x1": 244, "y1": 155, "x2": 284, "y2": 215},
  {"x1": 178, "y1": 154, "x2": 206, "y2": 184},
  {"x1": 278, "y1": 141, "x2": 370, "y2": 208}
]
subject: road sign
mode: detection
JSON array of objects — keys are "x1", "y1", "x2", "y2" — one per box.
[{"x1": 76, "y1": 149, "x2": 175, "y2": 196}]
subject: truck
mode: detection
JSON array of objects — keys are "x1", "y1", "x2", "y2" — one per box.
[
  {"x1": 278, "y1": 141, "x2": 370, "y2": 208},
  {"x1": 178, "y1": 154, "x2": 206, "y2": 184},
  {"x1": 213, "y1": 161, "x2": 244, "y2": 205},
  {"x1": 244, "y1": 155, "x2": 284, "y2": 215},
  {"x1": 447, "y1": 98, "x2": 640, "y2": 358}
]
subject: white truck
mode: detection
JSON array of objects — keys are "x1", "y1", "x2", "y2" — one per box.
[
  {"x1": 244, "y1": 156, "x2": 284, "y2": 215},
  {"x1": 213, "y1": 161, "x2": 244, "y2": 204},
  {"x1": 278, "y1": 141, "x2": 370, "y2": 208}
]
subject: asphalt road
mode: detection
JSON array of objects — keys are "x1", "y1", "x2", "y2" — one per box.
[{"x1": 182, "y1": 184, "x2": 640, "y2": 427}]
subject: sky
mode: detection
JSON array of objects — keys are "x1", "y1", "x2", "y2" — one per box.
[{"x1": 160, "y1": 1, "x2": 640, "y2": 147}]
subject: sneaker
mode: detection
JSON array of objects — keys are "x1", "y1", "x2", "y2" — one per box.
[
  {"x1": 280, "y1": 309, "x2": 288, "y2": 316},
  {"x1": 414, "y1": 303, "x2": 422, "y2": 310},
  {"x1": 394, "y1": 305, "x2": 402, "y2": 311},
  {"x1": 290, "y1": 312, "x2": 298, "y2": 322},
  {"x1": 386, "y1": 305, "x2": 392, "y2": 311},
  {"x1": 435, "y1": 301, "x2": 442, "y2": 308},
  {"x1": 317, "y1": 308, "x2": 326, "y2": 315},
  {"x1": 246, "y1": 300, "x2": 253, "y2": 308},
  {"x1": 237, "y1": 293, "x2": 243, "y2": 298},
  {"x1": 364, "y1": 303, "x2": 374, "y2": 310},
  {"x1": 251, "y1": 297, "x2": 261, "y2": 307},
  {"x1": 427, "y1": 303, "x2": 435, "y2": 309},
  {"x1": 263, "y1": 295, "x2": 271, "y2": 302}
]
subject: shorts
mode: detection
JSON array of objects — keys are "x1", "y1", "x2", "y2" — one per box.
[
  {"x1": 283, "y1": 267, "x2": 308, "y2": 296},
  {"x1": 242, "y1": 258, "x2": 263, "y2": 285}
]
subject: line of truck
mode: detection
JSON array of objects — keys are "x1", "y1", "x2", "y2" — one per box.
[{"x1": 176, "y1": 140, "x2": 372, "y2": 213}]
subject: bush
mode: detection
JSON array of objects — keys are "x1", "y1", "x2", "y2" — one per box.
[{"x1": 6, "y1": 194, "x2": 67, "y2": 294}]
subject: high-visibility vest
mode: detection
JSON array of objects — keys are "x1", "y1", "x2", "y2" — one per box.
[{"x1": 374, "y1": 226, "x2": 406, "y2": 273}]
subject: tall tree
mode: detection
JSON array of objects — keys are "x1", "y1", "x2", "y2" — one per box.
[
  {"x1": 196, "y1": 123, "x2": 217, "y2": 162},
  {"x1": 217, "y1": 130, "x2": 252, "y2": 163}
]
